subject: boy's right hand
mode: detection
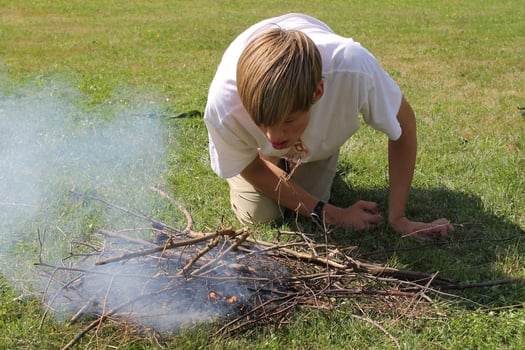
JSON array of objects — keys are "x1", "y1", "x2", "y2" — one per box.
[{"x1": 326, "y1": 201, "x2": 384, "y2": 231}]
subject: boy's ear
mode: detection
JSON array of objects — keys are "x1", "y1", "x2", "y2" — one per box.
[{"x1": 313, "y1": 80, "x2": 324, "y2": 103}]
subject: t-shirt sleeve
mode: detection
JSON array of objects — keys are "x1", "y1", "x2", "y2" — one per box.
[
  {"x1": 204, "y1": 105, "x2": 259, "y2": 179},
  {"x1": 351, "y1": 46, "x2": 403, "y2": 141}
]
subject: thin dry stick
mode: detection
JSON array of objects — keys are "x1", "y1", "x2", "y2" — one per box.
[
  {"x1": 61, "y1": 295, "x2": 137, "y2": 350},
  {"x1": 247, "y1": 238, "x2": 347, "y2": 270},
  {"x1": 98, "y1": 229, "x2": 157, "y2": 247},
  {"x1": 91, "y1": 274, "x2": 116, "y2": 342},
  {"x1": 149, "y1": 186, "x2": 193, "y2": 233},
  {"x1": 38, "y1": 261, "x2": 270, "y2": 284},
  {"x1": 190, "y1": 229, "x2": 252, "y2": 276},
  {"x1": 70, "y1": 296, "x2": 97, "y2": 323},
  {"x1": 363, "y1": 274, "x2": 487, "y2": 308},
  {"x1": 38, "y1": 266, "x2": 63, "y2": 329},
  {"x1": 61, "y1": 312, "x2": 113, "y2": 350},
  {"x1": 441, "y1": 278, "x2": 525, "y2": 290},
  {"x1": 213, "y1": 293, "x2": 298, "y2": 336},
  {"x1": 404, "y1": 271, "x2": 440, "y2": 316},
  {"x1": 272, "y1": 158, "x2": 310, "y2": 220},
  {"x1": 60, "y1": 282, "x2": 180, "y2": 350},
  {"x1": 401, "y1": 223, "x2": 452, "y2": 239},
  {"x1": 70, "y1": 190, "x2": 180, "y2": 233},
  {"x1": 178, "y1": 235, "x2": 222, "y2": 276},
  {"x1": 253, "y1": 238, "x2": 457, "y2": 287},
  {"x1": 94, "y1": 231, "x2": 224, "y2": 266},
  {"x1": 360, "y1": 235, "x2": 515, "y2": 258},
  {"x1": 36, "y1": 262, "x2": 158, "y2": 279},
  {"x1": 350, "y1": 314, "x2": 400, "y2": 349}
]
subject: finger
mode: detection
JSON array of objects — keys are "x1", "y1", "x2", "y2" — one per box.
[
  {"x1": 430, "y1": 219, "x2": 452, "y2": 237},
  {"x1": 359, "y1": 200, "x2": 378, "y2": 213},
  {"x1": 369, "y1": 213, "x2": 384, "y2": 225}
]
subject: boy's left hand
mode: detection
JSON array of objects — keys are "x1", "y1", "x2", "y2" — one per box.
[{"x1": 390, "y1": 217, "x2": 453, "y2": 240}]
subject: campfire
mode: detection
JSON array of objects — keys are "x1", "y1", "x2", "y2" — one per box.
[{"x1": 36, "y1": 187, "x2": 516, "y2": 350}]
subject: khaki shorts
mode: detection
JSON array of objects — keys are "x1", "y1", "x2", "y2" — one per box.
[{"x1": 227, "y1": 153, "x2": 339, "y2": 224}]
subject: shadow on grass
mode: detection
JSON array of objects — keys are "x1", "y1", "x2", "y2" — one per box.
[{"x1": 293, "y1": 174, "x2": 525, "y2": 308}]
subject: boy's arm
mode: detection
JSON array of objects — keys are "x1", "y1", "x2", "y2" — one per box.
[
  {"x1": 240, "y1": 155, "x2": 319, "y2": 217},
  {"x1": 387, "y1": 96, "x2": 453, "y2": 236},
  {"x1": 240, "y1": 155, "x2": 384, "y2": 230}
]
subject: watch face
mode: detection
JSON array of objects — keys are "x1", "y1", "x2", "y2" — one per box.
[{"x1": 311, "y1": 200, "x2": 326, "y2": 225}]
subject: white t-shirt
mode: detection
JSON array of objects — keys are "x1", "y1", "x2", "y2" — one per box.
[{"x1": 204, "y1": 13, "x2": 403, "y2": 179}]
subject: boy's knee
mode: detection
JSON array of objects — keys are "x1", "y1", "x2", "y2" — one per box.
[
  {"x1": 231, "y1": 199, "x2": 283, "y2": 225},
  {"x1": 227, "y1": 175, "x2": 283, "y2": 224}
]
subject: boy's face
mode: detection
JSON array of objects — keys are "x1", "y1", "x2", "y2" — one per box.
[
  {"x1": 258, "y1": 80, "x2": 323, "y2": 150},
  {"x1": 259, "y1": 109, "x2": 310, "y2": 150}
]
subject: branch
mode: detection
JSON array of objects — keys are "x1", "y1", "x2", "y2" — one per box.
[
  {"x1": 97, "y1": 229, "x2": 157, "y2": 248},
  {"x1": 149, "y1": 186, "x2": 193, "y2": 233},
  {"x1": 190, "y1": 229, "x2": 252, "y2": 276},
  {"x1": 94, "y1": 228, "x2": 238, "y2": 266},
  {"x1": 70, "y1": 190, "x2": 180, "y2": 234}
]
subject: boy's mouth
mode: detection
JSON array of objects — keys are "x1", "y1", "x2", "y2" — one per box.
[{"x1": 271, "y1": 141, "x2": 288, "y2": 150}]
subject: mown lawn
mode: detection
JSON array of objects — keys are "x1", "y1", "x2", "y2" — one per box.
[{"x1": 1, "y1": 1, "x2": 524, "y2": 349}]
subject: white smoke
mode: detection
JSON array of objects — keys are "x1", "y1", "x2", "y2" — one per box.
[{"x1": 0, "y1": 76, "x2": 169, "y2": 294}]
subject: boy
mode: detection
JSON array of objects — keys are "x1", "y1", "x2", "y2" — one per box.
[{"x1": 204, "y1": 13, "x2": 453, "y2": 238}]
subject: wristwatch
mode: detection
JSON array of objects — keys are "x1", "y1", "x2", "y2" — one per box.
[{"x1": 310, "y1": 200, "x2": 326, "y2": 224}]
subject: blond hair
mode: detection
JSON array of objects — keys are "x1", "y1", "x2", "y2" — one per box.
[{"x1": 236, "y1": 28, "x2": 322, "y2": 126}]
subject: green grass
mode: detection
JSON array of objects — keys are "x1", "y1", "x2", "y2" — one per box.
[{"x1": 1, "y1": 0, "x2": 524, "y2": 349}]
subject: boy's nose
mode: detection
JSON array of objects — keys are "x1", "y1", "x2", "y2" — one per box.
[{"x1": 264, "y1": 126, "x2": 285, "y2": 143}]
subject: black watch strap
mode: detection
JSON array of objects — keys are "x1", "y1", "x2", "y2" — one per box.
[{"x1": 310, "y1": 200, "x2": 326, "y2": 224}]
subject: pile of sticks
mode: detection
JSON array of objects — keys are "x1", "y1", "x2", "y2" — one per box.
[{"x1": 36, "y1": 188, "x2": 520, "y2": 350}]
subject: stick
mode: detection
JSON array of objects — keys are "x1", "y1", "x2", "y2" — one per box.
[
  {"x1": 61, "y1": 295, "x2": 138, "y2": 350},
  {"x1": 94, "y1": 228, "x2": 238, "y2": 266},
  {"x1": 401, "y1": 223, "x2": 452, "y2": 239},
  {"x1": 61, "y1": 281, "x2": 179, "y2": 350},
  {"x1": 190, "y1": 229, "x2": 252, "y2": 276},
  {"x1": 94, "y1": 232, "x2": 219, "y2": 265},
  {"x1": 360, "y1": 236, "x2": 515, "y2": 258},
  {"x1": 213, "y1": 293, "x2": 298, "y2": 336},
  {"x1": 439, "y1": 278, "x2": 525, "y2": 290},
  {"x1": 70, "y1": 296, "x2": 97, "y2": 323},
  {"x1": 97, "y1": 229, "x2": 157, "y2": 247},
  {"x1": 178, "y1": 235, "x2": 222, "y2": 276},
  {"x1": 149, "y1": 186, "x2": 193, "y2": 233},
  {"x1": 350, "y1": 314, "x2": 400, "y2": 349},
  {"x1": 70, "y1": 190, "x2": 180, "y2": 234},
  {"x1": 250, "y1": 238, "x2": 460, "y2": 287}
]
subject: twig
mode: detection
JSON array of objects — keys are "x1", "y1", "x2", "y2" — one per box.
[
  {"x1": 97, "y1": 229, "x2": 157, "y2": 247},
  {"x1": 439, "y1": 278, "x2": 525, "y2": 290},
  {"x1": 247, "y1": 238, "x2": 347, "y2": 269},
  {"x1": 70, "y1": 296, "x2": 97, "y2": 323},
  {"x1": 190, "y1": 229, "x2": 252, "y2": 276},
  {"x1": 70, "y1": 190, "x2": 180, "y2": 234},
  {"x1": 213, "y1": 293, "x2": 298, "y2": 336},
  {"x1": 401, "y1": 223, "x2": 454, "y2": 239},
  {"x1": 361, "y1": 236, "x2": 515, "y2": 258},
  {"x1": 350, "y1": 314, "x2": 400, "y2": 349},
  {"x1": 94, "y1": 230, "x2": 235, "y2": 266},
  {"x1": 60, "y1": 279, "x2": 184, "y2": 350},
  {"x1": 36, "y1": 261, "x2": 272, "y2": 283},
  {"x1": 61, "y1": 295, "x2": 137, "y2": 350},
  {"x1": 149, "y1": 186, "x2": 193, "y2": 233},
  {"x1": 178, "y1": 235, "x2": 222, "y2": 276}
]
